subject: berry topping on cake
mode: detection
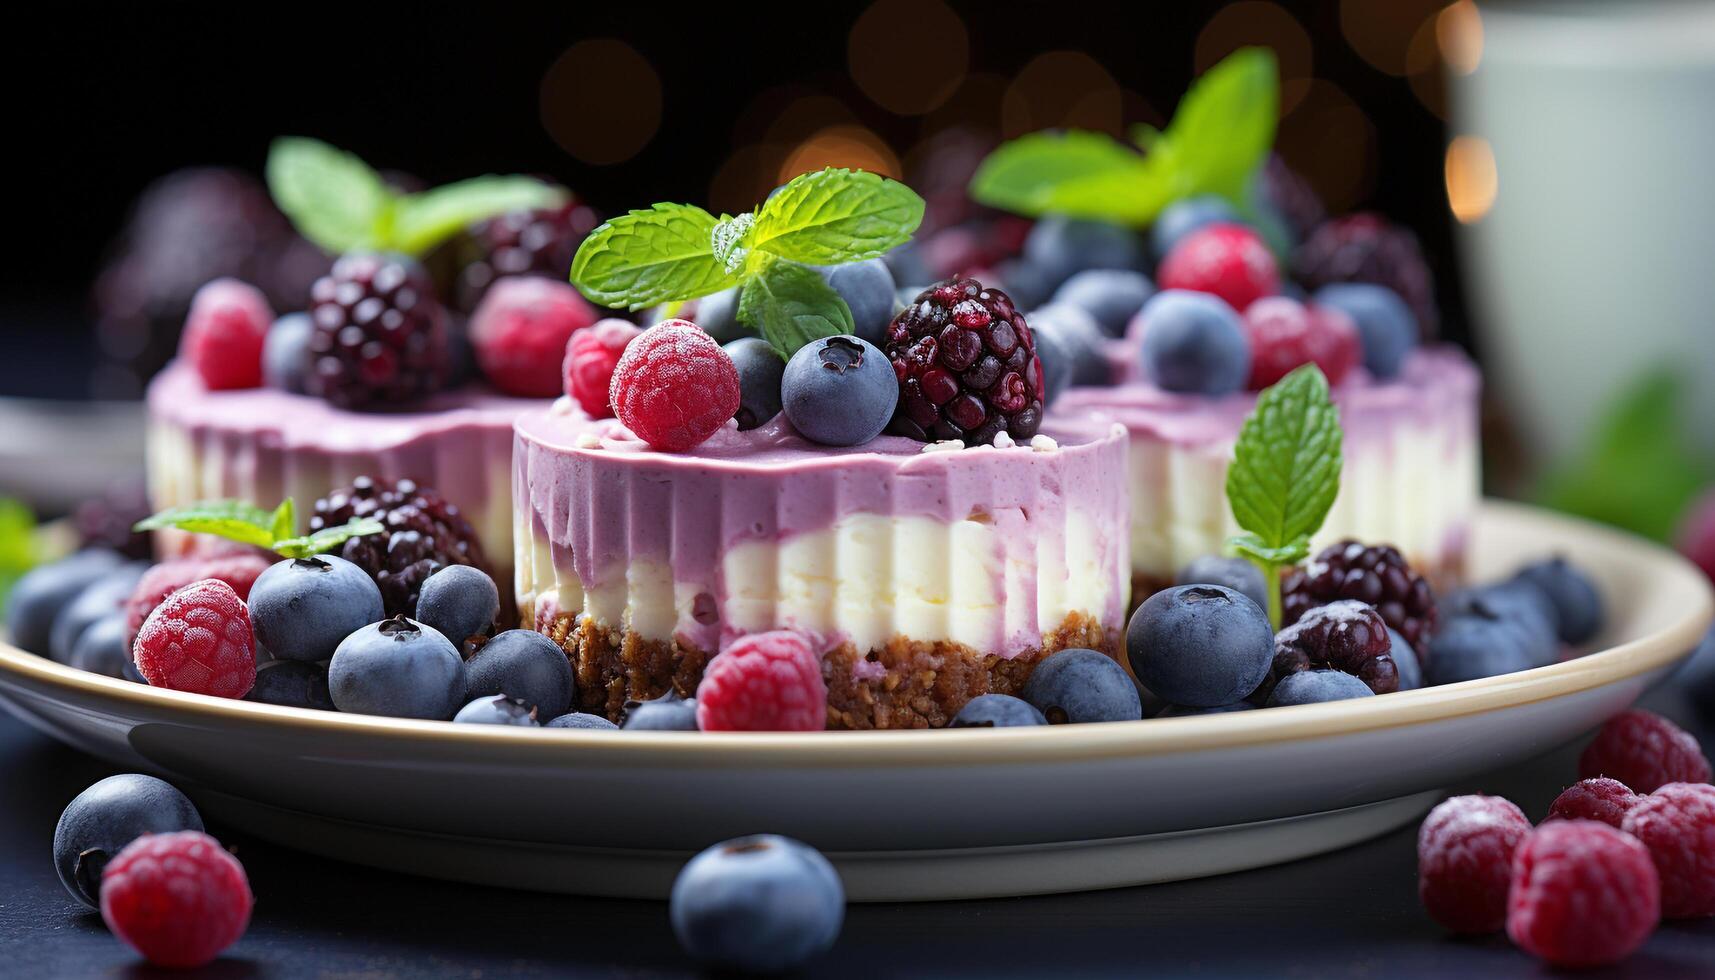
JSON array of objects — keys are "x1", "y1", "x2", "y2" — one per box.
[
  {"x1": 563, "y1": 318, "x2": 641, "y2": 418},
  {"x1": 1620, "y1": 782, "x2": 1715, "y2": 919},
  {"x1": 782, "y1": 336, "x2": 897, "y2": 446},
  {"x1": 1311, "y1": 283, "x2": 1417, "y2": 380},
  {"x1": 1150, "y1": 195, "x2": 1241, "y2": 262},
  {"x1": 306, "y1": 252, "x2": 449, "y2": 409},
  {"x1": 1507, "y1": 820, "x2": 1660, "y2": 968},
  {"x1": 453, "y1": 199, "x2": 600, "y2": 311},
  {"x1": 132, "y1": 579, "x2": 257, "y2": 698},
  {"x1": 1266, "y1": 599, "x2": 1398, "y2": 698},
  {"x1": 609, "y1": 320, "x2": 741, "y2": 452},
  {"x1": 1417, "y1": 794, "x2": 1533, "y2": 934},
  {"x1": 1578, "y1": 709, "x2": 1712, "y2": 793},
  {"x1": 468, "y1": 276, "x2": 597, "y2": 397},
  {"x1": 180, "y1": 278, "x2": 272, "y2": 390},
  {"x1": 1282, "y1": 540, "x2": 1438, "y2": 654},
  {"x1": 310, "y1": 477, "x2": 489, "y2": 618},
  {"x1": 726, "y1": 338, "x2": 786, "y2": 431},
  {"x1": 1156, "y1": 223, "x2": 1278, "y2": 313},
  {"x1": 1293, "y1": 213, "x2": 1436, "y2": 339},
  {"x1": 261, "y1": 311, "x2": 314, "y2": 393},
  {"x1": 1136, "y1": 290, "x2": 1252, "y2": 395},
  {"x1": 695, "y1": 631, "x2": 827, "y2": 732},
  {"x1": 884, "y1": 277, "x2": 1044, "y2": 445},
  {"x1": 100, "y1": 830, "x2": 253, "y2": 969},
  {"x1": 1049, "y1": 268, "x2": 1155, "y2": 338},
  {"x1": 1259, "y1": 154, "x2": 1327, "y2": 242},
  {"x1": 1242, "y1": 296, "x2": 1360, "y2": 390}
]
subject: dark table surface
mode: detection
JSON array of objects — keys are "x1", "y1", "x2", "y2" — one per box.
[{"x1": 4, "y1": 686, "x2": 1714, "y2": 979}]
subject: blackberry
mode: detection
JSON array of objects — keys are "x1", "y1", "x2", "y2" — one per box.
[
  {"x1": 307, "y1": 253, "x2": 449, "y2": 409},
  {"x1": 1283, "y1": 540, "x2": 1439, "y2": 654},
  {"x1": 1264, "y1": 599, "x2": 1398, "y2": 700},
  {"x1": 1259, "y1": 154, "x2": 1325, "y2": 243},
  {"x1": 74, "y1": 475, "x2": 153, "y2": 560},
  {"x1": 310, "y1": 477, "x2": 488, "y2": 617},
  {"x1": 1292, "y1": 214, "x2": 1437, "y2": 340},
  {"x1": 453, "y1": 199, "x2": 600, "y2": 312},
  {"x1": 884, "y1": 277, "x2": 1044, "y2": 445}
]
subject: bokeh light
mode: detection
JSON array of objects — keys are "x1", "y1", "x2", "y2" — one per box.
[
  {"x1": 1276, "y1": 80, "x2": 1376, "y2": 212},
  {"x1": 923, "y1": 72, "x2": 1009, "y2": 138},
  {"x1": 1445, "y1": 135, "x2": 1497, "y2": 223},
  {"x1": 1340, "y1": 0, "x2": 1446, "y2": 76},
  {"x1": 539, "y1": 39, "x2": 662, "y2": 165},
  {"x1": 1437, "y1": 0, "x2": 1484, "y2": 75},
  {"x1": 1001, "y1": 51, "x2": 1122, "y2": 137},
  {"x1": 1406, "y1": 16, "x2": 1446, "y2": 118},
  {"x1": 709, "y1": 144, "x2": 788, "y2": 215},
  {"x1": 1195, "y1": 2, "x2": 1314, "y2": 113},
  {"x1": 779, "y1": 125, "x2": 902, "y2": 184},
  {"x1": 849, "y1": 0, "x2": 968, "y2": 115}
]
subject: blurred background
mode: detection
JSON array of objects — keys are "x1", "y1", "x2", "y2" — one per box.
[{"x1": 0, "y1": 0, "x2": 1711, "y2": 578}]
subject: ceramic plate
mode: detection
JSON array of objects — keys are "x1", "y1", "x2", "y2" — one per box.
[{"x1": 1, "y1": 501, "x2": 1709, "y2": 901}]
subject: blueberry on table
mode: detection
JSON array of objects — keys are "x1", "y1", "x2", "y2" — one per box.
[
  {"x1": 781, "y1": 335, "x2": 897, "y2": 447},
  {"x1": 1513, "y1": 557, "x2": 1605, "y2": 645},
  {"x1": 454, "y1": 694, "x2": 539, "y2": 726},
  {"x1": 1021, "y1": 648, "x2": 1143, "y2": 723},
  {"x1": 1388, "y1": 627, "x2": 1424, "y2": 691},
  {"x1": 1052, "y1": 268, "x2": 1155, "y2": 337},
  {"x1": 54, "y1": 774, "x2": 203, "y2": 908},
  {"x1": 724, "y1": 337, "x2": 786, "y2": 431},
  {"x1": 1426, "y1": 614, "x2": 1536, "y2": 686},
  {"x1": 415, "y1": 564, "x2": 500, "y2": 645},
  {"x1": 622, "y1": 691, "x2": 700, "y2": 731},
  {"x1": 545, "y1": 711, "x2": 619, "y2": 730},
  {"x1": 49, "y1": 561, "x2": 148, "y2": 664},
  {"x1": 1266, "y1": 669, "x2": 1375, "y2": 707},
  {"x1": 1023, "y1": 216, "x2": 1145, "y2": 290},
  {"x1": 328, "y1": 615, "x2": 466, "y2": 720},
  {"x1": 1128, "y1": 584, "x2": 1274, "y2": 708},
  {"x1": 949, "y1": 693, "x2": 1047, "y2": 728},
  {"x1": 1137, "y1": 290, "x2": 1251, "y2": 396},
  {"x1": 670, "y1": 834, "x2": 844, "y2": 973},
  {"x1": 1443, "y1": 583, "x2": 1559, "y2": 668},
  {"x1": 1150, "y1": 194, "x2": 1242, "y2": 261},
  {"x1": 1176, "y1": 555, "x2": 1269, "y2": 612},
  {"x1": 815, "y1": 258, "x2": 896, "y2": 348},
  {"x1": 463, "y1": 629, "x2": 575, "y2": 720},
  {"x1": 247, "y1": 659, "x2": 336, "y2": 711},
  {"x1": 1311, "y1": 283, "x2": 1416, "y2": 380},
  {"x1": 5, "y1": 549, "x2": 123, "y2": 654},
  {"x1": 248, "y1": 555, "x2": 385, "y2": 663}
]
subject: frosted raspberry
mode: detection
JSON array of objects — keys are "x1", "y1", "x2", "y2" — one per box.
[
  {"x1": 1546, "y1": 778, "x2": 1641, "y2": 829},
  {"x1": 1579, "y1": 709, "x2": 1711, "y2": 793},
  {"x1": 695, "y1": 631, "x2": 826, "y2": 731},
  {"x1": 609, "y1": 319, "x2": 740, "y2": 451},
  {"x1": 1507, "y1": 820, "x2": 1659, "y2": 968},
  {"x1": 1416, "y1": 794, "x2": 1532, "y2": 934},
  {"x1": 564, "y1": 318, "x2": 641, "y2": 417},
  {"x1": 181, "y1": 278, "x2": 272, "y2": 390},
  {"x1": 1242, "y1": 297, "x2": 1360, "y2": 389},
  {"x1": 1621, "y1": 782, "x2": 1715, "y2": 918},
  {"x1": 124, "y1": 553, "x2": 270, "y2": 646},
  {"x1": 133, "y1": 579, "x2": 257, "y2": 698},
  {"x1": 469, "y1": 276, "x2": 597, "y2": 396},
  {"x1": 101, "y1": 830, "x2": 252, "y2": 969},
  {"x1": 1156, "y1": 223, "x2": 1278, "y2": 312}
]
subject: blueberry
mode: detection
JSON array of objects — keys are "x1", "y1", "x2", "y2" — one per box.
[
  {"x1": 724, "y1": 337, "x2": 786, "y2": 430},
  {"x1": 1157, "y1": 701, "x2": 1258, "y2": 717},
  {"x1": 328, "y1": 615, "x2": 466, "y2": 720},
  {"x1": 1151, "y1": 195, "x2": 1242, "y2": 260},
  {"x1": 622, "y1": 691, "x2": 699, "y2": 730},
  {"x1": 691, "y1": 286, "x2": 748, "y2": 343},
  {"x1": 1266, "y1": 669, "x2": 1375, "y2": 707},
  {"x1": 670, "y1": 834, "x2": 844, "y2": 973},
  {"x1": 48, "y1": 561, "x2": 147, "y2": 664},
  {"x1": 247, "y1": 659, "x2": 336, "y2": 710},
  {"x1": 815, "y1": 259, "x2": 896, "y2": 348},
  {"x1": 1027, "y1": 303, "x2": 1111, "y2": 387},
  {"x1": 1023, "y1": 216, "x2": 1145, "y2": 291},
  {"x1": 1022, "y1": 648, "x2": 1143, "y2": 723},
  {"x1": 1389, "y1": 627, "x2": 1424, "y2": 691},
  {"x1": 1176, "y1": 555, "x2": 1268, "y2": 612},
  {"x1": 1127, "y1": 584, "x2": 1274, "y2": 707},
  {"x1": 1513, "y1": 557, "x2": 1605, "y2": 645},
  {"x1": 1051, "y1": 268, "x2": 1155, "y2": 337},
  {"x1": 1029, "y1": 320, "x2": 1074, "y2": 407},
  {"x1": 545, "y1": 711, "x2": 619, "y2": 730},
  {"x1": 262, "y1": 311, "x2": 314, "y2": 393},
  {"x1": 1312, "y1": 284, "x2": 1416, "y2": 380},
  {"x1": 249, "y1": 555, "x2": 385, "y2": 663},
  {"x1": 1426, "y1": 614, "x2": 1536, "y2": 685},
  {"x1": 463, "y1": 629, "x2": 575, "y2": 719},
  {"x1": 990, "y1": 258, "x2": 1059, "y2": 310},
  {"x1": 781, "y1": 335, "x2": 897, "y2": 446},
  {"x1": 443, "y1": 312, "x2": 476, "y2": 388},
  {"x1": 454, "y1": 694, "x2": 539, "y2": 726},
  {"x1": 67, "y1": 615, "x2": 135, "y2": 680},
  {"x1": 1137, "y1": 290, "x2": 1251, "y2": 395},
  {"x1": 5, "y1": 549, "x2": 123, "y2": 654},
  {"x1": 1443, "y1": 583, "x2": 1559, "y2": 667},
  {"x1": 882, "y1": 240, "x2": 931, "y2": 288},
  {"x1": 54, "y1": 774, "x2": 203, "y2": 908},
  {"x1": 416, "y1": 564, "x2": 500, "y2": 644},
  {"x1": 949, "y1": 693, "x2": 1047, "y2": 728}
]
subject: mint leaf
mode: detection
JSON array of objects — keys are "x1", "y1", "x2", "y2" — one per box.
[
  {"x1": 737, "y1": 259, "x2": 853, "y2": 360},
  {"x1": 0, "y1": 498, "x2": 37, "y2": 607},
  {"x1": 1165, "y1": 47, "x2": 1278, "y2": 204},
  {"x1": 272, "y1": 519, "x2": 385, "y2": 560},
  {"x1": 1228, "y1": 533, "x2": 1309, "y2": 568},
  {"x1": 570, "y1": 204, "x2": 745, "y2": 310},
  {"x1": 969, "y1": 130, "x2": 1172, "y2": 225},
  {"x1": 269, "y1": 498, "x2": 297, "y2": 543},
  {"x1": 389, "y1": 176, "x2": 567, "y2": 257},
  {"x1": 749, "y1": 168, "x2": 925, "y2": 266},
  {"x1": 134, "y1": 500, "x2": 278, "y2": 550},
  {"x1": 266, "y1": 137, "x2": 396, "y2": 255}
]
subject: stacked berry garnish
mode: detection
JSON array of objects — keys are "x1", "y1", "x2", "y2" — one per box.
[
  {"x1": 310, "y1": 477, "x2": 489, "y2": 617},
  {"x1": 452, "y1": 198, "x2": 601, "y2": 312},
  {"x1": 306, "y1": 252, "x2": 450, "y2": 408},
  {"x1": 1282, "y1": 540, "x2": 1438, "y2": 653},
  {"x1": 884, "y1": 277, "x2": 1044, "y2": 445}
]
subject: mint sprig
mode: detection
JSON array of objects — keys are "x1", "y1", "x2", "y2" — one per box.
[
  {"x1": 739, "y1": 259, "x2": 855, "y2": 360},
  {"x1": 747, "y1": 168, "x2": 925, "y2": 265},
  {"x1": 570, "y1": 204, "x2": 745, "y2": 311},
  {"x1": 969, "y1": 47, "x2": 1278, "y2": 227},
  {"x1": 135, "y1": 498, "x2": 384, "y2": 561},
  {"x1": 267, "y1": 137, "x2": 566, "y2": 257},
  {"x1": 0, "y1": 498, "x2": 38, "y2": 607},
  {"x1": 1224, "y1": 364, "x2": 1343, "y2": 627}
]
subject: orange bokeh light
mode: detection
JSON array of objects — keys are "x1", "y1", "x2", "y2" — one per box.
[
  {"x1": 1001, "y1": 51, "x2": 1122, "y2": 137},
  {"x1": 778, "y1": 126, "x2": 902, "y2": 184},
  {"x1": 1276, "y1": 80, "x2": 1376, "y2": 212},
  {"x1": 849, "y1": 0, "x2": 968, "y2": 115},
  {"x1": 1195, "y1": 1, "x2": 1314, "y2": 113},
  {"x1": 1445, "y1": 135, "x2": 1497, "y2": 223},
  {"x1": 539, "y1": 39, "x2": 662, "y2": 165}
]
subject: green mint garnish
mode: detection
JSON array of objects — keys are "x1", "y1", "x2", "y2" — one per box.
[
  {"x1": 1224, "y1": 364, "x2": 1344, "y2": 627},
  {"x1": 746, "y1": 168, "x2": 926, "y2": 266},
  {"x1": 968, "y1": 47, "x2": 1278, "y2": 227},
  {"x1": 135, "y1": 498, "x2": 383, "y2": 560},
  {"x1": 266, "y1": 137, "x2": 565, "y2": 257},
  {"x1": 737, "y1": 258, "x2": 855, "y2": 360},
  {"x1": 0, "y1": 498, "x2": 38, "y2": 607},
  {"x1": 571, "y1": 204, "x2": 746, "y2": 311}
]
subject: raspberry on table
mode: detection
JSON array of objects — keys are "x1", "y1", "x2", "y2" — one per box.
[
  {"x1": 1578, "y1": 709, "x2": 1712, "y2": 793},
  {"x1": 1243, "y1": 297, "x2": 1360, "y2": 390},
  {"x1": 1155, "y1": 223, "x2": 1278, "y2": 313},
  {"x1": 1620, "y1": 782, "x2": 1715, "y2": 918},
  {"x1": 133, "y1": 579, "x2": 257, "y2": 698},
  {"x1": 311, "y1": 477, "x2": 489, "y2": 618},
  {"x1": 124, "y1": 553, "x2": 270, "y2": 646},
  {"x1": 1282, "y1": 540, "x2": 1439, "y2": 655},
  {"x1": 469, "y1": 276, "x2": 597, "y2": 397},
  {"x1": 1507, "y1": 820, "x2": 1660, "y2": 968},
  {"x1": 1264, "y1": 599, "x2": 1398, "y2": 700},
  {"x1": 563, "y1": 318, "x2": 641, "y2": 418},
  {"x1": 609, "y1": 319, "x2": 741, "y2": 452},
  {"x1": 306, "y1": 252, "x2": 450, "y2": 409},
  {"x1": 100, "y1": 830, "x2": 252, "y2": 969},
  {"x1": 1416, "y1": 794, "x2": 1532, "y2": 934},
  {"x1": 180, "y1": 278, "x2": 273, "y2": 390},
  {"x1": 884, "y1": 277, "x2": 1045, "y2": 445},
  {"x1": 1546, "y1": 777, "x2": 1641, "y2": 829},
  {"x1": 696, "y1": 631, "x2": 827, "y2": 731}
]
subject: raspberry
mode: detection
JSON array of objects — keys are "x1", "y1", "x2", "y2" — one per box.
[
  {"x1": 124, "y1": 553, "x2": 270, "y2": 646},
  {"x1": 100, "y1": 830, "x2": 252, "y2": 969},
  {"x1": 453, "y1": 199, "x2": 601, "y2": 311},
  {"x1": 180, "y1": 278, "x2": 272, "y2": 390},
  {"x1": 306, "y1": 253, "x2": 449, "y2": 409},
  {"x1": 695, "y1": 631, "x2": 827, "y2": 732},
  {"x1": 1546, "y1": 778, "x2": 1641, "y2": 829},
  {"x1": 1579, "y1": 709, "x2": 1712, "y2": 793},
  {"x1": 1282, "y1": 540, "x2": 1439, "y2": 654},
  {"x1": 1507, "y1": 820, "x2": 1660, "y2": 968},
  {"x1": 884, "y1": 277, "x2": 1044, "y2": 445},
  {"x1": 564, "y1": 318, "x2": 641, "y2": 418},
  {"x1": 1677, "y1": 490, "x2": 1715, "y2": 584},
  {"x1": 609, "y1": 320, "x2": 741, "y2": 451},
  {"x1": 1242, "y1": 296, "x2": 1360, "y2": 389},
  {"x1": 1262, "y1": 599, "x2": 1398, "y2": 700},
  {"x1": 310, "y1": 477, "x2": 489, "y2": 618},
  {"x1": 1156, "y1": 223, "x2": 1278, "y2": 312},
  {"x1": 1621, "y1": 782, "x2": 1715, "y2": 918},
  {"x1": 133, "y1": 579, "x2": 257, "y2": 698},
  {"x1": 469, "y1": 276, "x2": 598, "y2": 396},
  {"x1": 1293, "y1": 213, "x2": 1437, "y2": 340},
  {"x1": 1416, "y1": 794, "x2": 1532, "y2": 934}
]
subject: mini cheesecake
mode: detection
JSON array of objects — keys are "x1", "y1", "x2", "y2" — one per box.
[{"x1": 512, "y1": 402, "x2": 1131, "y2": 729}]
